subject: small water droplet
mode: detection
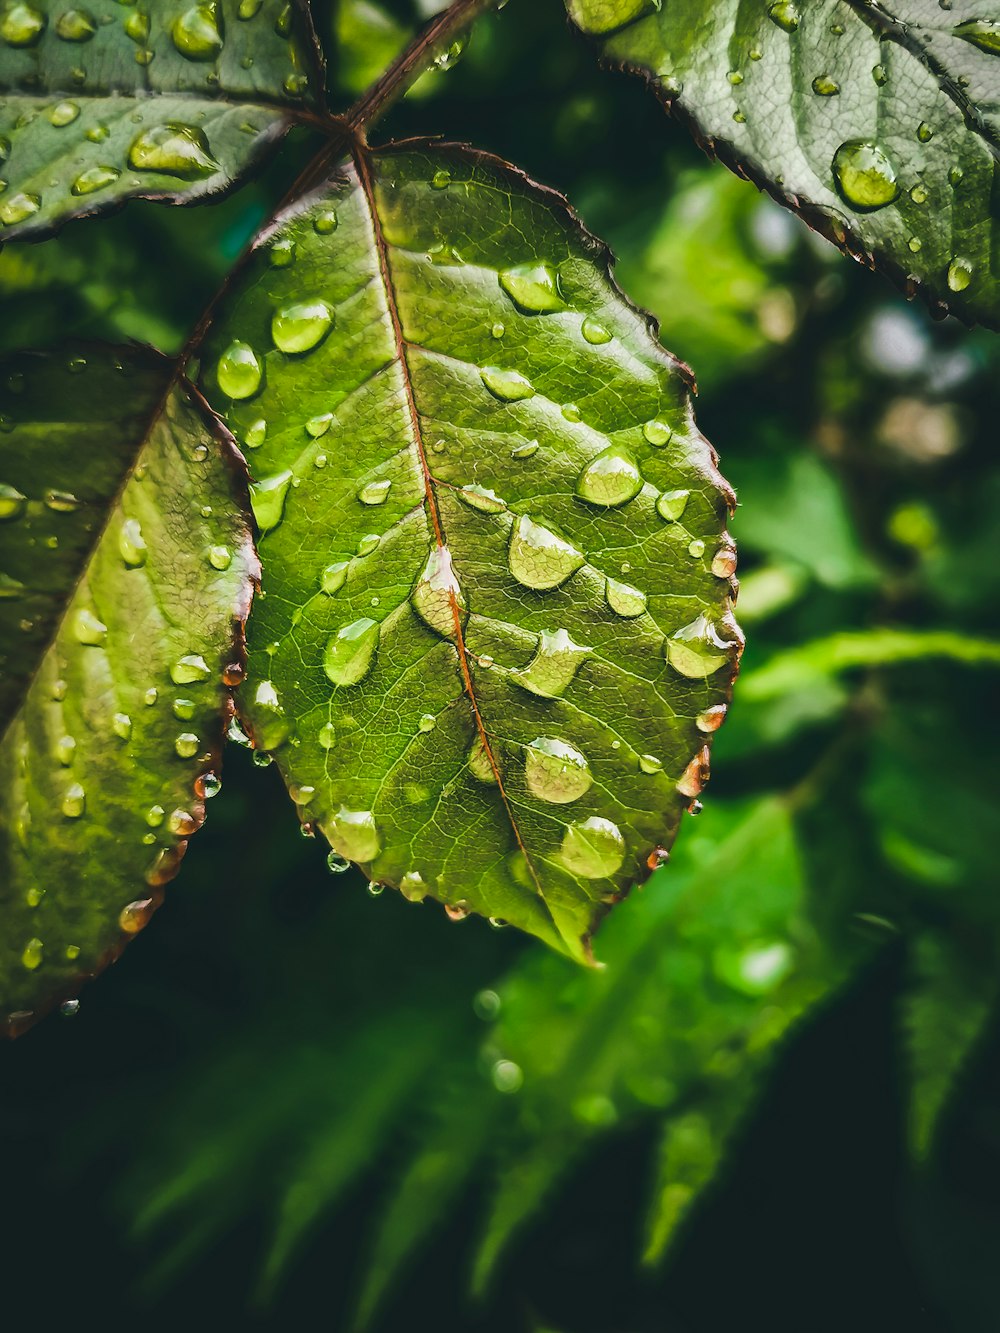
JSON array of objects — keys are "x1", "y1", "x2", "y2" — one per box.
[
  {"x1": 313, "y1": 208, "x2": 338, "y2": 234},
  {"x1": 418, "y1": 713, "x2": 436, "y2": 733},
  {"x1": 128, "y1": 123, "x2": 219, "y2": 180},
  {"x1": 74, "y1": 607, "x2": 107, "y2": 646},
  {"x1": 872, "y1": 63, "x2": 888, "y2": 85},
  {"x1": 445, "y1": 901, "x2": 470, "y2": 922},
  {"x1": 832, "y1": 140, "x2": 899, "y2": 211},
  {"x1": 656, "y1": 488, "x2": 690, "y2": 522},
  {"x1": 250, "y1": 469, "x2": 293, "y2": 533},
  {"x1": 206, "y1": 544, "x2": 231, "y2": 571},
  {"x1": 251, "y1": 679, "x2": 289, "y2": 749},
  {"x1": 49, "y1": 100, "x2": 81, "y2": 126},
  {"x1": 243, "y1": 418, "x2": 266, "y2": 449},
  {"x1": 688, "y1": 538, "x2": 706, "y2": 558},
  {"x1": 356, "y1": 533, "x2": 380, "y2": 557},
  {"x1": 811, "y1": 74, "x2": 839, "y2": 95},
  {"x1": 481, "y1": 365, "x2": 535, "y2": 402},
  {"x1": 112, "y1": 712, "x2": 132, "y2": 741},
  {"x1": 320, "y1": 560, "x2": 349, "y2": 595},
  {"x1": 119, "y1": 517, "x2": 146, "y2": 567},
  {"x1": 61, "y1": 782, "x2": 86, "y2": 818},
  {"x1": 508, "y1": 514, "x2": 584, "y2": 590},
  {"x1": 510, "y1": 628, "x2": 590, "y2": 698},
  {"x1": 0, "y1": 483, "x2": 26, "y2": 520},
  {"x1": 954, "y1": 18, "x2": 1000, "y2": 53},
  {"x1": 119, "y1": 897, "x2": 154, "y2": 934},
  {"x1": 123, "y1": 10, "x2": 148, "y2": 42},
  {"x1": 56, "y1": 8, "x2": 97, "y2": 41},
  {"x1": 524, "y1": 737, "x2": 592, "y2": 804},
  {"x1": 71, "y1": 165, "x2": 120, "y2": 195},
  {"x1": 327, "y1": 806, "x2": 380, "y2": 862},
  {"x1": 431, "y1": 168, "x2": 451, "y2": 189},
  {"x1": 399, "y1": 870, "x2": 427, "y2": 901},
  {"x1": 411, "y1": 546, "x2": 467, "y2": 638},
  {"x1": 711, "y1": 546, "x2": 737, "y2": 577},
  {"x1": 947, "y1": 256, "x2": 973, "y2": 292},
  {"x1": 144, "y1": 687, "x2": 158, "y2": 707},
  {"x1": 767, "y1": 0, "x2": 800, "y2": 32},
  {"x1": 175, "y1": 732, "x2": 200, "y2": 759},
  {"x1": 358, "y1": 478, "x2": 392, "y2": 506},
  {"x1": 511, "y1": 439, "x2": 539, "y2": 460},
  {"x1": 216, "y1": 340, "x2": 262, "y2": 399},
  {"x1": 170, "y1": 654, "x2": 210, "y2": 685},
  {"x1": 173, "y1": 697, "x2": 195, "y2": 721},
  {"x1": 917, "y1": 121, "x2": 934, "y2": 143},
  {"x1": 457, "y1": 483, "x2": 506, "y2": 514},
  {"x1": 696, "y1": 704, "x2": 728, "y2": 733},
  {"x1": 576, "y1": 446, "x2": 643, "y2": 507},
  {"x1": 272, "y1": 299, "x2": 334, "y2": 354},
  {"x1": 665, "y1": 614, "x2": 738, "y2": 677},
  {"x1": 491, "y1": 321, "x2": 505, "y2": 339},
  {"x1": 21, "y1": 938, "x2": 44, "y2": 971},
  {"x1": 605, "y1": 576, "x2": 646, "y2": 618},
  {"x1": 559, "y1": 817, "x2": 626, "y2": 879},
  {"x1": 168, "y1": 807, "x2": 199, "y2": 837},
  {"x1": 498, "y1": 261, "x2": 563, "y2": 312},
  {"x1": 324, "y1": 617, "x2": 380, "y2": 687},
  {"x1": 638, "y1": 753, "x2": 662, "y2": 774}
]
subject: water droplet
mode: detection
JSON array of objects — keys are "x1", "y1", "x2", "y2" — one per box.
[
  {"x1": 581, "y1": 316, "x2": 612, "y2": 345},
  {"x1": 238, "y1": 0, "x2": 262, "y2": 15},
  {"x1": 481, "y1": 365, "x2": 535, "y2": 402},
  {"x1": 399, "y1": 870, "x2": 427, "y2": 901},
  {"x1": 656, "y1": 488, "x2": 690, "y2": 522},
  {"x1": 117, "y1": 516, "x2": 146, "y2": 567},
  {"x1": 175, "y1": 732, "x2": 200, "y2": 759},
  {"x1": 954, "y1": 18, "x2": 1000, "y2": 53},
  {"x1": 168, "y1": 807, "x2": 199, "y2": 837},
  {"x1": 638, "y1": 753, "x2": 662, "y2": 774},
  {"x1": 0, "y1": 482, "x2": 26, "y2": 520},
  {"x1": 947, "y1": 257, "x2": 973, "y2": 292},
  {"x1": 56, "y1": 8, "x2": 96, "y2": 41},
  {"x1": 491, "y1": 321, "x2": 505, "y2": 339},
  {"x1": 269, "y1": 237, "x2": 296, "y2": 269},
  {"x1": 445, "y1": 901, "x2": 470, "y2": 921},
  {"x1": 559, "y1": 817, "x2": 626, "y2": 879},
  {"x1": 128, "y1": 124, "x2": 219, "y2": 180},
  {"x1": 49, "y1": 100, "x2": 80, "y2": 127},
  {"x1": 112, "y1": 712, "x2": 132, "y2": 740},
  {"x1": 74, "y1": 607, "x2": 107, "y2": 646},
  {"x1": 252, "y1": 678, "x2": 289, "y2": 749},
  {"x1": 71, "y1": 165, "x2": 121, "y2": 195},
  {"x1": 216, "y1": 340, "x2": 262, "y2": 399},
  {"x1": 85, "y1": 124, "x2": 110, "y2": 143},
  {"x1": 172, "y1": 4, "x2": 223, "y2": 59},
  {"x1": 324, "y1": 617, "x2": 379, "y2": 686},
  {"x1": 123, "y1": 10, "x2": 148, "y2": 42},
  {"x1": 498, "y1": 261, "x2": 563, "y2": 312},
  {"x1": 306, "y1": 412, "x2": 332, "y2": 438},
  {"x1": 173, "y1": 697, "x2": 195, "y2": 721},
  {"x1": 510, "y1": 628, "x2": 590, "y2": 698},
  {"x1": 524, "y1": 737, "x2": 592, "y2": 804},
  {"x1": 206, "y1": 544, "x2": 231, "y2": 571},
  {"x1": 508, "y1": 514, "x2": 584, "y2": 590},
  {"x1": 243, "y1": 418, "x2": 266, "y2": 449},
  {"x1": 356, "y1": 532, "x2": 380, "y2": 556},
  {"x1": 688, "y1": 538, "x2": 706, "y2": 558},
  {"x1": 327, "y1": 806, "x2": 380, "y2": 862},
  {"x1": 271, "y1": 298, "x2": 334, "y2": 354},
  {"x1": 767, "y1": 0, "x2": 800, "y2": 32},
  {"x1": 358, "y1": 478, "x2": 391, "y2": 506},
  {"x1": 917, "y1": 121, "x2": 934, "y2": 143},
  {"x1": 250, "y1": 469, "x2": 293, "y2": 533},
  {"x1": 61, "y1": 782, "x2": 86, "y2": 818},
  {"x1": 320, "y1": 560, "x2": 349, "y2": 595},
  {"x1": 872, "y1": 62, "x2": 888, "y2": 85},
  {"x1": 119, "y1": 898, "x2": 154, "y2": 933},
  {"x1": 832, "y1": 141, "x2": 899, "y2": 211},
  {"x1": 411, "y1": 546, "x2": 467, "y2": 638},
  {"x1": 1, "y1": 2, "x2": 45, "y2": 45},
  {"x1": 417, "y1": 713, "x2": 436, "y2": 734},
  {"x1": 0, "y1": 192, "x2": 41, "y2": 225},
  {"x1": 665, "y1": 614, "x2": 738, "y2": 677},
  {"x1": 433, "y1": 33, "x2": 465, "y2": 69},
  {"x1": 326, "y1": 849, "x2": 349, "y2": 873},
  {"x1": 576, "y1": 446, "x2": 643, "y2": 508},
  {"x1": 21, "y1": 938, "x2": 43, "y2": 971},
  {"x1": 170, "y1": 654, "x2": 210, "y2": 685},
  {"x1": 711, "y1": 546, "x2": 737, "y2": 577},
  {"x1": 696, "y1": 704, "x2": 728, "y2": 733},
  {"x1": 468, "y1": 734, "x2": 498, "y2": 783},
  {"x1": 45, "y1": 487, "x2": 80, "y2": 512},
  {"x1": 811, "y1": 74, "x2": 839, "y2": 95},
  {"x1": 511, "y1": 439, "x2": 539, "y2": 460},
  {"x1": 605, "y1": 576, "x2": 646, "y2": 618},
  {"x1": 318, "y1": 721, "x2": 337, "y2": 750},
  {"x1": 144, "y1": 687, "x2": 158, "y2": 707},
  {"x1": 431, "y1": 168, "x2": 451, "y2": 189}
]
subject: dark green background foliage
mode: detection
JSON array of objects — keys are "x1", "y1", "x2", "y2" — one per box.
[{"x1": 2, "y1": 1, "x2": 1000, "y2": 1330}]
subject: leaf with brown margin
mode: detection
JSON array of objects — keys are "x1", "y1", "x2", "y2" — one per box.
[
  {"x1": 0, "y1": 344, "x2": 258, "y2": 1032},
  {"x1": 196, "y1": 141, "x2": 742, "y2": 960}
]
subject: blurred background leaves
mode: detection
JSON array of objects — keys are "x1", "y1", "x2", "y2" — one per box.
[{"x1": 2, "y1": 1, "x2": 1000, "y2": 1329}]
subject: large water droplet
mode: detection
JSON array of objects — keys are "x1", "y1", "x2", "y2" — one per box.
[
  {"x1": 665, "y1": 614, "x2": 738, "y2": 677},
  {"x1": 399, "y1": 870, "x2": 428, "y2": 901},
  {"x1": 947, "y1": 257, "x2": 973, "y2": 292},
  {"x1": 498, "y1": 261, "x2": 563, "y2": 312},
  {"x1": 357, "y1": 533, "x2": 380, "y2": 557},
  {"x1": 128, "y1": 124, "x2": 219, "y2": 180},
  {"x1": 811, "y1": 74, "x2": 839, "y2": 95},
  {"x1": 576, "y1": 446, "x2": 643, "y2": 508},
  {"x1": 656, "y1": 489, "x2": 690, "y2": 522},
  {"x1": 56, "y1": 8, "x2": 96, "y2": 41},
  {"x1": 643, "y1": 419, "x2": 672, "y2": 448},
  {"x1": 468, "y1": 734, "x2": 498, "y2": 783},
  {"x1": 171, "y1": 654, "x2": 210, "y2": 684},
  {"x1": 175, "y1": 732, "x2": 200, "y2": 758},
  {"x1": 581, "y1": 316, "x2": 612, "y2": 345},
  {"x1": 954, "y1": 18, "x2": 1000, "y2": 53},
  {"x1": 74, "y1": 607, "x2": 107, "y2": 646},
  {"x1": 559, "y1": 817, "x2": 626, "y2": 879},
  {"x1": 71, "y1": 165, "x2": 121, "y2": 196},
  {"x1": 524, "y1": 737, "x2": 592, "y2": 804},
  {"x1": 323, "y1": 617, "x2": 379, "y2": 686},
  {"x1": 458, "y1": 484, "x2": 506, "y2": 513},
  {"x1": 271, "y1": 299, "x2": 334, "y2": 354},
  {"x1": 216, "y1": 340, "x2": 262, "y2": 399},
  {"x1": 0, "y1": 192, "x2": 41, "y2": 226},
  {"x1": 510, "y1": 628, "x2": 590, "y2": 697},
  {"x1": 49, "y1": 100, "x2": 80, "y2": 126},
  {"x1": 0, "y1": 482, "x2": 26, "y2": 520},
  {"x1": 832, "y1": 141, "x2": 900, "y2": 212},
  {"x1": 767, "y1": 0, "x2": 800, "y2": 32},
  {"x1": 508, "y1": 515, "x2": 584, "y2": 590},
  {"x1": 481, "y1": 366, "x2": 535, "y2": 402},
  {"x1": 321, "y1": 560, "x2": 349, "y2": 594},
  {"x1": 119, "y1": 517, "x2": 146, "y2": 567},
  {"x1": 358, "y1": 478, "x2": 391, "y2": 505},
  {"x1": 605, "y1": 576, "x2": 646, "y2": 618},
  {"x1": 327, "y1": 806, "x2": 380, "y2": 862},
  {"x1": 411, "y1": 546, "x2": 467, "y2": 638},
  {"x1": 172, "y1": 3, "x2": 224, "y2": 60},
  {"x1": 119, "y1": 898, "x2": 154, "y2": 934},
  {"x1": 1, "y1": 3, "x2": 45, "y2": 45},
  {"x1": 250, "y1": 469, "x2": 293, "y2": 533}
]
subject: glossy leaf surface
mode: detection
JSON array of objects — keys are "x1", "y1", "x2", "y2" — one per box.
[
  {"x1": 0, "y1": 345, "x2": 256, "y2": 1029},
  {"x1": 198, "y1": 142, "x2": 741, "y2": 959},
  {"x1": 567, "y1": 0, "x2": 1000, "y2": 326},
  {"x1": 0, "y1": 0, "x2": 323, "y2": 240}
]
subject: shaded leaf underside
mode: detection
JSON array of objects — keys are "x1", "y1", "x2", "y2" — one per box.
[
  {"x1": 198, "y1": 141, "x2": 741, "y2": 960},
  {"x1": 568, "y1": 0, "x2": 1000, "y2": 326},
  {"x1": 0, "y1": 345, "x2": 257, "y2": 1027},
  {"x1": 0, "y1": 0, "x2": 323, "y2": 241}
]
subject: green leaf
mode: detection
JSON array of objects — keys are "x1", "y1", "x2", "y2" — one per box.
[
  {"x1": 567, "y1": 0, "x2": 1000, "y2": 326},
  {"x1": 0, "y1": 0, "x2": 324, "y2": 241},
  {"x1": 0, "y1": 344, "x2": 256, "y2": 1030},
  {"x1": 196, "y1": 141, "x2": 741, "y2": 959}
]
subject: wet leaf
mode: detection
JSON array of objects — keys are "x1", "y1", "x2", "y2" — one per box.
[
  {"x1": 0, "y1": 344, "x2": 257, "y2": 1030},
  {"x1": 197, "y1": 142, "x2": 741, "y2": 959},
  {"x1": 567, "y1": 0, "x2": 1000, "y2": 326},
  {"x1": 0, "y1": 0, "x2": 323, "y2": 241}
]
